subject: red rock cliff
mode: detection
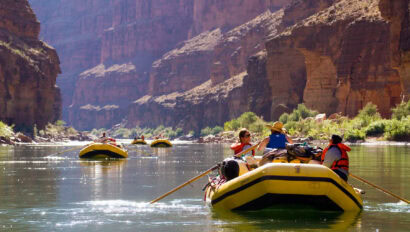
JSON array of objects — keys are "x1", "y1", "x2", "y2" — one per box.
[
  {"x1": 0, "y1": 0, "x2": 61, "y2": 131},
  {"x1": 265, "y1": 0, "x2": 406, "y2": 118},
  {"x1": 29, "y1": 0, "x2": 290, "y2": 130}
]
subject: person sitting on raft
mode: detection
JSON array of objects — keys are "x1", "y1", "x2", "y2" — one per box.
[
  {"x1": 231, "y1": 129, "x2": 258, "y2": 168},
  {"x1": 258, "y1": 121, "x2": 293, "y2": 153},
  {"x1": 321, "y1": 134, "x2": 350, "y2": 182},
  {"x1": 95, "y1": 132, "x2": 116, "y2": 145}
]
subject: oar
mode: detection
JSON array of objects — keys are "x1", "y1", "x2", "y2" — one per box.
[
  {"x1": 350, "y1": 173, "x2": 409, "y2": 204},
  {"x1": 150, "y1": 142, "x2": 261, "y2": 204},
  {"x1": 45, "y1": 144, "x2": 89, "y2": 157}
]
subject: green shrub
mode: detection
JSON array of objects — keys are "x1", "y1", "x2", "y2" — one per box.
[
  {"x1": 365, "y1": 120, "x2": 388, "y2": 136},
  {"x1": 0, "y1": 121, "x2": 14, "y2": 137},
  {"x1": 391, "y1": 101, "x2": 410, "y2": 120},
  {"x1": 237, "y1": 112, "x2": 258, "y2": 128},
  {"x1": 280, "y1": 104, "x2": 318, "y2": 124},
  {"x1": 249, "y1": 120, "x2": 266, "y2": 134},
  {"x1": 279, "y1": 113, "x2": 289, "y2": 124},
  {"x1": 384, "y1": 117, "x2": 410, "y2": 141},
  {"x1": 113, "y1": 128, "x2": 132, "y2": 138},
  {"x1": 357, "y1": 102, "x2": 381, "y2": 127},
  {"x1": 224, "y1": 119, "x2": 241, "y2": 131},
  {"x1": 55, "y1": 120, "x2": 66, "y2": 127},
  {"x1": 345, "y1": 128, "x2": 365, "y2": 142},
  {"x1": 200, "y1": 127, "x2": 213, "y2": 136},
  {"x1": 175, "y1": 128, "x2": 183, "y2": 137},
  {"x1": 211, "y1": 126, "x2": 224, "y2": 135}
]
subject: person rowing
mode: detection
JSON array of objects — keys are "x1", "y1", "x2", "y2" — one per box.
[
  {"x1": 231, "y1": 128, "x2": 258, "y2": 169},
  {"x1": 94, "y1": 132, "x2": 117, "y2": 146}
]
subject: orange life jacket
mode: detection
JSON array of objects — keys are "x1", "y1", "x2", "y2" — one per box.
[
  {"x1": 321, "y1": 143, "x2": 350, "y2": 171},
  {"x1": 230, "y1": 142, "x2": 255, "y2": 156}
]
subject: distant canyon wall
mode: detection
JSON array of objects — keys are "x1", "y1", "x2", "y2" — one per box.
[
  {"x1": 0, "y1": 0, "x2": 61, "y2": 131},
  {"x1": 29, "y1": 0, "x2": 410, "y2": 131},
  {"x1": 29, "y1": 0, "x2": 288, "y2": 130}
]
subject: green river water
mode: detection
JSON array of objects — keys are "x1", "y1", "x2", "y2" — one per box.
[{"x1": 0, "y1": 142, "x2": 409, "y2": 231}]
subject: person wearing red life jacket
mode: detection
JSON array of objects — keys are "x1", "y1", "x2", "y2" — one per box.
[
  {"x1": 230, "y1": 129, "x2": 258, "y2": 168},
  {"x1": 95, "y1": 132, "x2": 117, "y2": 146},
  {"x1": 321, "y1": 134, "x2": 350, "y2": 181}
]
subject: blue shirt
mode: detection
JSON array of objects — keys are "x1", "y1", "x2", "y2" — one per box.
[{"x1": 266, "y1": 133, "x2": 287, "y2": 149}]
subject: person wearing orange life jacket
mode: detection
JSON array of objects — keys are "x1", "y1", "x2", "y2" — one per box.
[
  {"x1": 321, "y1": 134, "x2": 350, "y2": 181},
  {"x1": 230, "y1": 129, "x2": 257, "y2": 168}
]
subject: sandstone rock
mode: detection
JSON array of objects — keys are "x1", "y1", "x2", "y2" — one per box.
[
  {"x1": 16, "y1": 133, "x2": 33, "y2": 143},
  {"x1": 315, "y1": 113, "x2": 326, "y2": 122},
  {"x1": 68, "y1": 63, "x2": 149, "y2": 130},
  {"x1": 29, "y1": 0, "x2": 289, "y2": 126},
  {"x1": 266, "y1": 0, "x2": 404, "y2": 119},
  {"x1": 328, "y1": 112, "x2": 341, "y2": 120},
  {"x1": 127, "y1": 72, "x2": 248, "y2": 132},
  {"x1": 149, "y1": 29, "x2": 222, "y2": 96},
  {"x1": 0, "y1": 0, "x2": 61, "y2": 131},
  {"x1": 210, "y1": 10, "x2": 284, "y2": 85}
]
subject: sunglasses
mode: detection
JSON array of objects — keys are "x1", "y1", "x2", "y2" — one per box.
[{"x1": 243, "y1": 134, "x2": 251, "y2": 138}]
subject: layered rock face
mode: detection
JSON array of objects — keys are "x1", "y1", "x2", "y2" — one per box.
[
  {"x1": 129, "y1": 0, "x2": 410, "y2": 131},
  {"x1": 29, "y1": 0, "x2": 290, "y2": 130},
  {"x1": 127, "y1": 73, "x2": 248, "y2": 132},
  {"x1": 266, "y1": 0, "x2": 405, "y2": 118},
  {"x1": 378, "y1": 0, "x2": 410, "y2": 101},
  {"x1": 0, "y1": 0, "x2": 61, "y2": 131},
  {"x1": 30, "y1": 0, "x2": 410, "y2": 131}
]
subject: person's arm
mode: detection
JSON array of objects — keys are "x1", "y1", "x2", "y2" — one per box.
[
  {"x1": 258, "y1": 137, "x2": 270, "y2": 151},
  {"x1": 286, "y1": 135, "x2": 293, "y2": 144}
]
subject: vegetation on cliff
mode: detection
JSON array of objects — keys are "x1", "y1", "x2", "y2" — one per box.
[
  {"x1": 221, "y1": 101, "x2": 410, "y2": 142},
  {"x1": 0, "y1": 121, "x2": 14, "y2": 137},
  {"x1": 91, "y1": 126, "x2": 189, "y2": 140}
]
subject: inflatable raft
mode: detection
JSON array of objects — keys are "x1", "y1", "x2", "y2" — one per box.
[
  {"x1": 204, "y1": 162, "x2": 363, "y2": 212},
  {"x1": 150, "y1": 139, "x2": 172, "y2": 148},
  {"x1": 131, "y1": 139, "x2": 147, "y2": 145},
  {"x1": 79, "y1": 143, "x2": 128, "y2": 159}
]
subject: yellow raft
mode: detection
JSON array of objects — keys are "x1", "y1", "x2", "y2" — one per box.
[
  {"x1": 205, "y1": 163, "x2": 363, "y2": 211},
  {"x1": 131, "y1": 139, "x2": 147, "y2": 145},
  {"x1": 79, "y1": 143, "x2": 128, "y2": 159},
  {"x1": 150, "y1": 139, "x2": 172, "y2": 148}
]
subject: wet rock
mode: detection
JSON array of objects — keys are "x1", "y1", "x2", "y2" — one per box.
[{"x1": 16, "y1": 133, "x2": 33, "y2": 143}]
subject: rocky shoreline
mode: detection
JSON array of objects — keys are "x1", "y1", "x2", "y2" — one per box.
[{"x1": 0, "y1": 130, "x2": 94, "y2": 146}]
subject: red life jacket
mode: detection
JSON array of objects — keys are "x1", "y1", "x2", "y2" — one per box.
[
  {"x1": 321, "y1": 143, "x2": 350, "y2": 171},
  {"x1": 230, "y1": 142, "x2": 255, "y2": 156}
]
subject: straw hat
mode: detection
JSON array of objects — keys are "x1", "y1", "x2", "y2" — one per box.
[{"x1": 266, "y1": 121, "x2": 285, "y2": 133}]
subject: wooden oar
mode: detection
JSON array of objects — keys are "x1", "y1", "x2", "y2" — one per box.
[
  {"x1": 350, "y1": 173, "x2": 409, "y2": 204},
  {"x1": 150, "y1": 142, "x2": 261, "y2": 204},
  {"x1": 45, "y1": 144, "x2": 89, "y2": 157}
]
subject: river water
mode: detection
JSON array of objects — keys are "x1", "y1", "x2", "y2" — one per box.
[{"x1": 0, "y1": 142, "x2": 409, "y2": 231}]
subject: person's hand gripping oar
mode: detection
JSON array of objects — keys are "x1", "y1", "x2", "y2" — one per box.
[{"x1": 150, "y1": 141, "x2": 262, "y2": 204}]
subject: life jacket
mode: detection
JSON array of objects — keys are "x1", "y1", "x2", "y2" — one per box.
[
  {"x1": 266, "y1": 133, "x2": 287, "y2": 149},
  {"x1": 230, "y1": 142, "x2": 255, "y2": 157},
  {"x1": 321, "y1": 143, "x2": 350, "y2": 172}
]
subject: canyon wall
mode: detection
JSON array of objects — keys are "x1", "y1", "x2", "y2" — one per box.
[
  {"x1": 0, "y1": 0, "x2": 61, "y2": 131},
  {"x1": 266, "y1": 0, "x2": 405, "y2": 118},
  {"x1": 29, "y1": 0, "x2": 410, "y2": 132},
  {"x1": 29, "y1": 0, "x2": 288, "y2": 130}
]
